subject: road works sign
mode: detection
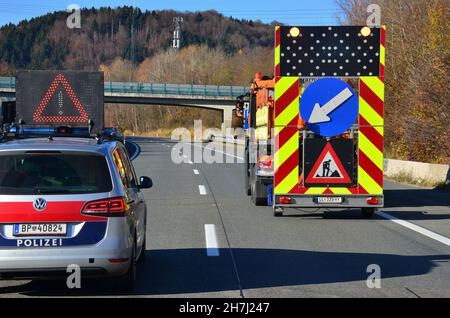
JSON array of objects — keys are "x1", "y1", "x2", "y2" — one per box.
[
  {"x1": 300, "y1": 78, "x2": 358, "y2": 137},
  {"x1": 16, "y1": 71, "x2": 104, "y2": 133},
  {"x1": 304, "y1": 139, "x2": 355, "y2": 187}
]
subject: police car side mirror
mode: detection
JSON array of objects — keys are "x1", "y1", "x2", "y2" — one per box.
[{"x1": 139, "y1": 176, "x2": 153, "y2": 189}]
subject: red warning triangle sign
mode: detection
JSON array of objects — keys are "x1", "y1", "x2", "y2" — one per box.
[
  {"x1": 305, "y1": 143, "x2": 352, "y2": 184},
  {"x1": 33, "y1": 73, "x2": 89, "y2": 123}
]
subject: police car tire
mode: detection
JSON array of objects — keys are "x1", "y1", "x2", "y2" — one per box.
[
  {"x1": 137, "y1": 222, "x2": 147, "y2": 263},
  {"x1": 118, "y1": 241, "x2": 137, "y2": 291}
]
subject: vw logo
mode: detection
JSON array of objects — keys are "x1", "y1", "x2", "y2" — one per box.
[{"x1": 33, "y1": 198, "x2": 47, "y2": 211}]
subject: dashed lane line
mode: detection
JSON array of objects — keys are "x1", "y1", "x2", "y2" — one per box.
[
  {"x1": 204, "y1": 224, "x2": 220, "y2": 257},
  {"x1": 198, "y1": 185, "x2": 207, "y2": 195}
]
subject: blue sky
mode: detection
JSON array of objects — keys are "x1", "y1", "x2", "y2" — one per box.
[{"x1": 0, "y1": 0, "x2": 344, "y2": 27}]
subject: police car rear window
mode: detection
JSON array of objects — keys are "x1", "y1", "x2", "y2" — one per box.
[{"x1": 0, "y1": 153, "x2": 112, "y2": 195}]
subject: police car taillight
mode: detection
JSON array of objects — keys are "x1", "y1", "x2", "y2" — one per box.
[{"x1": 81, "y1": 197, "x2": 128, "y2": 217}]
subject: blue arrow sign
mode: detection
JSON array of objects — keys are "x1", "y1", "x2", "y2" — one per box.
[{"x1": 300, "y1": 78, "x2": 358, "y2": 137}]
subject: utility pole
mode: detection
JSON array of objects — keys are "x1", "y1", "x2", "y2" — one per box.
[{"x1": 173, "y1": 16, "x2": 183, "y2": 49}]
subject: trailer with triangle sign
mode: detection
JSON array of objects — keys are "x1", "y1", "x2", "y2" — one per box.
[{"x1": 303, "y1": 139, "x2": 355, "y2": 187}]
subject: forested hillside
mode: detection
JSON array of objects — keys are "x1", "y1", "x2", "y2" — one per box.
[{"x1": 0, "y1": 7, "x2": 274, "y2": 71}]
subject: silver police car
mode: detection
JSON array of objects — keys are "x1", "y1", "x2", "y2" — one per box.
[{"x1": 0, "y1": 136, "x2": 151, "y2": 289}]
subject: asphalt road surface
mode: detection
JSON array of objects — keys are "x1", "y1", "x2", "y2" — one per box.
[{"x1": 1, "y1": 137, "x2": 449, "y2": 298}]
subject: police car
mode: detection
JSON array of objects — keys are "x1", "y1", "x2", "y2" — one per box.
[
  {"x1": 0, "y1": 130, "x2": 151, "y2": 288},
  {"x1": 0, "y1": 71, "x2": 151, "y2": 289}
]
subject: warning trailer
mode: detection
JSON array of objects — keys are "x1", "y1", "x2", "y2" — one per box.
[
  {"x1": 272, "y1": 25, "x2": 386, "y2": 218},
  {"x1": 238, "y1": 25, "x2": 386, "y2": 218}
]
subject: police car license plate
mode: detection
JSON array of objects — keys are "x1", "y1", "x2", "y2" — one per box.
[
  {"x1": 316, "y1": 197, "x2": 343, "y2": 204},
  {"x1": 14, "y1": 224, "x2": 67, "y2": 236}
]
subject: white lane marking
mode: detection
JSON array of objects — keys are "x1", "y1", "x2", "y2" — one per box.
[
  {"x1": 191, "y1": 143, "x2": 243, "y2": 160},
  {"x1": 377, "y1": 211, "x2": 450, "y2": 247},
  {"x1": 198, "y1": 185, "x2": 207, "y2": 195},
  {"x1": 205, "y1": 224, "x2": 220, "y2": 256},
  {"x1": 193, "y1": 169, "x2": 200, "y2": 175}
]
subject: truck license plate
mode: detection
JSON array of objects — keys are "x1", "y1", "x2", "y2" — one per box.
[{"x1": 316, "y1": 197, "x2": 343, "y2": 204}]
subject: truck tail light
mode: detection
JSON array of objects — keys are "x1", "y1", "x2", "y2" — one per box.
[
  {"x1": 258, "y1": 155, "x2": 273, "y2": 169},
  {"x1": 279, "y1": 196, "x2": 292, "y2": 204},
  {"x1": 257, "y1": 155, "x2": 274, "y2": 177},
  {"x1": 366, "y1": 197, "x2": 379, "y2": 205},
  {"x1": 81, "y1": 197, "x2": 128, "y2": 217}
]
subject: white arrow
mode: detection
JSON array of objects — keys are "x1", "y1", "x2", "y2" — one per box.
[{"x1": 308, "y1": 87, "x2": 353, "y2": 124}]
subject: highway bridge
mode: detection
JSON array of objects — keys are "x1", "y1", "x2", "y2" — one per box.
[{"x1": 0, "y1": 77, "x2": 248, "y2": 129}]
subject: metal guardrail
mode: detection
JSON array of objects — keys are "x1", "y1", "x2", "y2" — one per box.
[
  {"x1": 0, "y1": 77, "x2": 248, "y2": 98},
  {"x1": 211, "y1": 135, "x2": 245, "y2": 145}
]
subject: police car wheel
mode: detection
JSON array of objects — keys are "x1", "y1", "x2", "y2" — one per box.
[
  {"x1": 137, "y1": 222, "x2": 147, "y2": 263},
  {"x1": 117, "y1": 241, "x2": 137, "y2": 291}
]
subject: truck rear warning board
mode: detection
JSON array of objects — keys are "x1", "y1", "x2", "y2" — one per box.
[
  {"x1": 303, "y1": 139, "x2": 355, "y2": 187},
  {"x1": 278, "y1": 26, "x2": 381, "y2": 77},
  {"x1": 16, "y1": 71, "x2": 104, "y2": 133}
]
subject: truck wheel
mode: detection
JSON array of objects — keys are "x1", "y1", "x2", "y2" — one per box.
[
  {"x1": 246, "y1": 181, "x2": 251, "y2": 196},
  {"x1": 245, "y1": 147, "x2": 251, "y2": 196},
  {"x1": 361, "y1": 207, "x2": 376, "y2": 218},
  {"x1": 245, "y1": 167, "x2": 251, "y2": 196},
  {"x1": 251, "y1": 180, "x2": 267, "y2": 206}
]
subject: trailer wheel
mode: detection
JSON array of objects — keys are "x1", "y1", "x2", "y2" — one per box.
[
  {"x1": 361, "y1": 207, "x2": 376, "y2": 218},
  {"x1": 273, "y1": 207, "x2": 283, "y2": 217}
]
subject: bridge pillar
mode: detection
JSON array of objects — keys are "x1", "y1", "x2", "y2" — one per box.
[{"x1": 222, "y1": 107, "x2": 233, "y2": 136}]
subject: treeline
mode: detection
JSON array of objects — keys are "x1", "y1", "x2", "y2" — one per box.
[
  {"x1": 0, "y1": 7, "x2": 274, "y2": 72},
  {"x1": 338, "y1": 0, "x2": 449, "y2": 164}
]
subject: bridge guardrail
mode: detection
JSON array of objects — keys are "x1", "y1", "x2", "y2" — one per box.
[{"x1": 0, "y1": 77, "x2": 247, "y2": 98}]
